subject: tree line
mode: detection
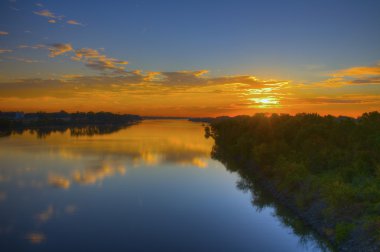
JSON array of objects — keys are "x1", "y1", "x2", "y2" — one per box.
[
  {"x1": 0, "y1": 111, "x2": 141, "y2": 137},
  {"x1": 208, "y1": 111, "x2": 380, "y2": 251}
]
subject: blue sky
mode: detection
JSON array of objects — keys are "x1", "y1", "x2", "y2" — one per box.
[
  {"x1": 0, "y1": 0, "x2": 379, "y2": 116},
  {"x1": 2, "y1": 0, "x2": 380, "y2": 79}
]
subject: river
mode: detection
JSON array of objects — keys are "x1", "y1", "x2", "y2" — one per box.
[{"x1": 0, "y1": 120, "x2": 330, "y2": 251}]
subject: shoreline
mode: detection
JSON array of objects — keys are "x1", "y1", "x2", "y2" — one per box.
[
  {"x1": 216, "y1": 157, "x2": 379, "y2": 252},
  {"x1": 209, "y1": 112, "x2": 380, "y2": 251}
]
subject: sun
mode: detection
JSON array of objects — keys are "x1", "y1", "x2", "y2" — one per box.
[{"x1": 249, "y1": 97, "x2": 280, "y2": 108}]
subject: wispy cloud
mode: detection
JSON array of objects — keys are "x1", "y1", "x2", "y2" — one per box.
[
  {"x1": 6, "y1": 56, "x2": 40, "y2": 63},
  {"x1": 67, "y1": 20, "x2": 83, "y2": 26},
  {"x1": 0, "y1": 78, "x2": 75, "y2": 98},
  {"x1": 74, "y1": 48, "x2": 128, "y2": 72},
  {"x1": 0, "y1": 31, "x2": 9, "y2": 36},
  {"x1": 18, "y1": 44, "x2": 46, "y2": 49},
  {"x1": 332, "y1": 62, "x2": 380, "y2": 77},
  {"x1": 43, "y1": 44, "x2": 129, "y2": 72},
  {"x1": 33, "y1": 7, "x2": 83, "y2": 26},
  {"x1": 295, "y1": 97, "x2": 364, "y2": 105},
  {"x1": 0, "y1": 49, "x2": 13, "y2": 54},
  {"x1": 48, "y1": 43, "x2": 73, "y2": 57},
  {"x1": 33, "y1": 9, "x2": 61, "y2": 19},
  {"x1": 0, "y1": 37, "x2": 378, "y2": 116},
  {"x1": 0, "y1": 71, "x2": 287, "y2": 103},
  {"x1": 315, "y1": 62, "x2": 380, "y2": 87},
  {"x1": 350, "y1": 77, "x2": 380, "y2": 85}
]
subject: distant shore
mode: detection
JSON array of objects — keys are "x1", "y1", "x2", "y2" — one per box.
[{"x1": 0, "y1": 111, "x2": 142, "y2": 137}]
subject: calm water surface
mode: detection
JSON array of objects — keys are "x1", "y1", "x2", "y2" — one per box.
[{"x1": 0, "y1": 120, "x2": 328, "y2": 251}]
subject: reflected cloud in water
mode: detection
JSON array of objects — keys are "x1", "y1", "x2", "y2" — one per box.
[
  {"x1": 0, "y1": 120, "x2": 213, "y2": 193},
  {"x1": 0, "y1": 191, "x2": 6, "y2": 202},
  {"x1": 25, "y1": 232, "x2": 46, "y2": 244},
  {"x1": 0, "y1": 120, "x2": 327, "y2": 251},
  {"x1": 72, "y1": 163, "x2": 127, "y2": 185},
  {"x1": 48, "y1": 175, "x2": 71, "y2": 189},
  {"x1": 64, "y1": 205, "x2": 77, "y2": 214},
  {"x1": 36, "y1": 205, "x2": 54, "y2": 223},
  {"x1": 0, "y1": 120, "x2": 216, "y2": 249}
]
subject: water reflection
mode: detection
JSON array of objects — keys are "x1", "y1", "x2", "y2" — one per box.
[
  {"x1": 0, "y1": 120, "x2": 215, "y2": 248},
  {"x1": 72, "y1": 163, "x2": 127, "y2": 185},
  {"x1": 0, "y1": 120, "x2": 213, "y2": 189},
  {"x1": 211, "y1": 139, "x2": 334, "y2": 252},
  {"x1": 0, "y1": 124, "x2": 134, "y2": 139},
  {"x1": 0, "y1": 120, "x2": 328, "y2": 251}
]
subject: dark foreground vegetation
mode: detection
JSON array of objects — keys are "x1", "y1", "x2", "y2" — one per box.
[
  {"x1": 0, "y1": 111, "x2": 141, "y2": 137},
  {"x1": 208, "y1": 112, "x2": 380, "y2": 251}
]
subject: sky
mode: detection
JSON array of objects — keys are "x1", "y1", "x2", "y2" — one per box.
[{"x1": 0, "y1": 0, "x2": 379, "y2": 117}]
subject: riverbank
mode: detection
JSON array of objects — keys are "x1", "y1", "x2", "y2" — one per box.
[
  {"x1": 0, "y1": 111, "x2": 142, "y2": 137},
  {"x1": 209, "y1": 112, "x2": 380, "y2": 251}
]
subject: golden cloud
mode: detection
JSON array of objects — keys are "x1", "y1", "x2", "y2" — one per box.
[
  {"x1": 49, "y1": 43, "x2": 74, "y2": 57},
  {"x1": 313, "y1": 62, "x2": 380, "y2": 87},
  {"x1": 33, "y1": 9, "x2": 61, "y2": 19},
  {"x1": 73, "y1": 48, "x2": 129, "y2": 72},
  {"x1": 333, "y1": 63, "x2": 380, "y2": 77},
  {"x1": 1, "y1": 38, "x2": 378, "y2": 116},
  {"x1": 289, "y1": 97, "x2": 364, "y2": 105},
  {"x1": 67, "y1": 20, "x2": 83, "y2": 26},
  {"x1": 0, "y1": 31, "x2": 9, "y2": 36}
]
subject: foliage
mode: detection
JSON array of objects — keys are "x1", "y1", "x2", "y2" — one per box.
[
  {"x1": 0, "y1": 111, "x2": 142, "y2": 138},
  {"x1": 210, "y1": 111, "x2": 380, "y2": 249}
]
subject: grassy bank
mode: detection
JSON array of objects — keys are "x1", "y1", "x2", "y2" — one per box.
[{"x1": 208, "y1": 112, "x2": 380, "y2": 251}]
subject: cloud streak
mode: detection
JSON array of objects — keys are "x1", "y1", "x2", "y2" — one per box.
[
  {"x1": 333, "y1": 62, "x2": 380, "y2": 77},
  {"x1": 0, "y1": 49, "x2": 13, "y2": 54},
  {"x1": 18, "y1": 44, "x2": 46, "y2": 49},
  {"x1": 48, "y1": 43, "x2": 73, "y2": 57},
  {"x1": 67, "y1": 20, "x2": 83, "y2": 26},
  {"x1": 6, "y1": 56, "x2": 40, "y2": 63},
  {"x1": 73, "y1": 48, "x2": 128, "y2": 72},
  {"x1": 0, "y1": 37, "x2": 378, "y2": 116},
  {"x1": 33, "y1": 9, "x2": 61, "y2": 19},
  {"x1": 33, "y1": 6, "x2": 83, "y2": 26},
  {"x1": 314, "y1": 62, "x2": 380, "y2": 87}
]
